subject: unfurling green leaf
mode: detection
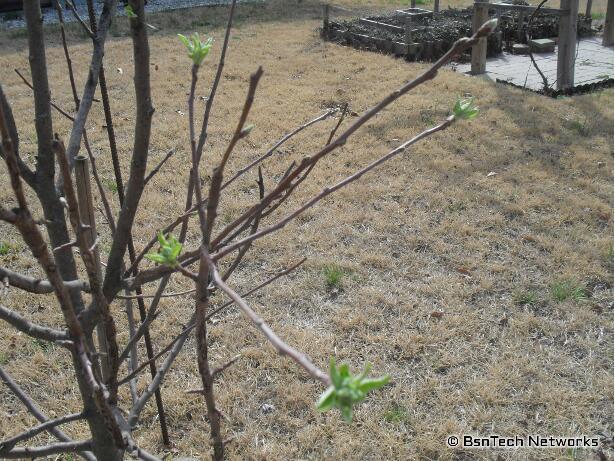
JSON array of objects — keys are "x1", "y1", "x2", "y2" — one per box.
[
  {"x1": 178, "y1": 33, "x2": 213, "y2": 66},
  {"x1": 453, "y1": 97, "x2": 479, "y2": 120},
  {"x1": 145, "y1": 231, "x2": 183, "y2": 267},
  {"x1": 124, "y1": 4, "x2": 137, "y2": 18},
  {"x1": 317, "y1": 357, "x2": 390, "y2": 422}
]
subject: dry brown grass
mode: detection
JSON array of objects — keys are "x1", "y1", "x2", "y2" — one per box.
[{"x1": 0, "y1": 1, "x2": 613, "y2": 460}]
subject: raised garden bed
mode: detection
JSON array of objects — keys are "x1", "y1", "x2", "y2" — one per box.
[{"x1": 322, "y1": 7, "x2": 593, "y2": 63}]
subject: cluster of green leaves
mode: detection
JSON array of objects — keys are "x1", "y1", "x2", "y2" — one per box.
[
  {"x1": 317, "y1": 358, "x2": 390, "y2": 422},
  {"x1": 124, "y1": 4, "x2": 137, "y2": 18},
  {"x1": 178, "y1": 33, "x2": 214, "y2": 66},
  {"x1": 453, "y1": 97, "x2": 479, "y2": 120},
  {"x1": 145, "y1": 232, "x2": 183, "y2": 268}
]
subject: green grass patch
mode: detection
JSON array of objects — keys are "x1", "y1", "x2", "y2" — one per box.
[
  {"x1": 384, "y1": 403, "x2": 408, "y2": 423},
  {"x1": 0, "y1": 242, "x2": 10, "y2": 256},
  {"x1": 323, "y1": 264, "x2": 345, "y2": 288},
  {"x1": 513, "y1": 289, "x2": 538, "y2": 306},
  {"x1": 103, "y1": 179, "x2": 118, "y2": 193},
  {"x1": 551, "y1": 280, "x2": 587, "y2": 302},
  {"x1": 566, "y1": 119, "x2": 591, "y2": 137}
]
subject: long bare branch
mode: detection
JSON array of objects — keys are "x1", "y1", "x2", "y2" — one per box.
[
  {"x1": 0, "y1": 304, "x2": 69, "y2": 342},
  {"x1": 208, "y1": 20, "x2": 497, "y2": 250},
  {"x1": 0, "y1": 412, "x2": 85, "y2": 451},
  {"x1": 204, "y1": 251, "x2": 329, "y2": 385},
  {"x1": 0, "y1": 367, "x2": 96, "y2": 461},
  {"x1": 0, "y1": 440, "x2": 92, "y2": 459},
  {"x1": 214, "y1": 117, "x2": 455, "y2": 260},
  {"x1": 64, "y1": 0, "x2": 119, "y2": 168},
  {"x1": 0, "y1": 266, "x2": 90, "y2": 294},
  {"x1": 144, "y1": 148, "x2": 176, "y2": 187}
]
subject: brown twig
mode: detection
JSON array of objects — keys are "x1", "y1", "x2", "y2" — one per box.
[
  {"x1": 205, "y1": 252, "x2": 330, "y2": 385},
  {"x1": 204, "y1": 67, "x2": 264, "y2": 244},
  {"x1": 143, "y1": 148, "x2": 176, "y2": 186},
  {"x1": 0, "y1": 412, "x2": 85, "y2": 451},
  {"x1": 221, "y1": 110, "x2": 335, "y2": 191},
  {"x1": 0, "y1": 440, "x2": 93, "y2": 459},
  {"x1": 208, "y1": 20, "x2": 497, "y2": 251},
  {"x1": 0, "y1": 266, "x2": 90, "y2": 294},
  {"x1": 0, "y1": 367, "x2": 96, "y2": 461},
  {"x1": 214, "y1": 116, "x2": 455, "y2": 261},
  {"x1": 0, "y1": 304, "x2": 69, "y2": 342},
  {"x1": 526, "y1": 0, "x2": 551, "y2": 92}
]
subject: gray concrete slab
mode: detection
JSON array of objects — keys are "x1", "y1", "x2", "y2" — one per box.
[{"x1": 454, "y1": 36, "x2": 613, "y2": 91}]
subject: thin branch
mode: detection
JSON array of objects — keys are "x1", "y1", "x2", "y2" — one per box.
[
  {"x1": 208, "y1": 20, "x2": 498, "y2": 251},
  {"x1": 143, "y1": 148, "x2": 176, "y2": 187},
  {"x1": 194, "y1": 0, "x2": 237, "y2": 164},
  {"x1": 526, "y1": 0, "x2": 550, "y2": 92},
  {"x1": 0, "y1": 266, "x2": 90, "y2": 294},
  {"x1": 65, "y1": 0, "x2": 95, "y2": 38},
  {"x1": 124, "y1": 433, "x2": 162, "y2": 461},
  {"x1": 205, "y1": 252, "x2": 330, "y2": 385},
  {"x1": 118, "y1": 321, "x2": 194, "y2": 386},
  {"x1": 0, "y1": 412, "x2": 85, "y2": 451},
  {"x1": 0, "y1": 85, "x2": 35, "y2": 188},
  {"x1": 326, "y1": 103, "x2": 348, "y2": 145},
  {"x1": 117, "y1": 310, "x2": 161, "y2": 365},
  {"x1": 0, "y1": 304, "x2": 69, "y2": 341},
  {"x1": 204, "y1": 67, "x2": 264, "y2": 244},
  {"x1": 63, "y1": 0, "x2": 119, "y2": 169},
  {"x1": 116, "y1": 288, "x2": 195, "y2": 300},
  {"x1": 221, "y1": 167, "x2": 265, "y2": 281},
  {"x1": 211, "y1": 354, "x2": 241, "y2": 378},
  {"x1": 0, "y1": 440, "x2": 92, "y2": 459},
  {"x1": 14, "y1": 69, "x2": 74, "y2": 122},
  {"x1": 127, "y1": 313, "x2": 193, "y2": 426},
  {"x1": 221, "y1": 110, "x2": 335, "y2": 190},
  {"x1": 0, "y1": 367, "x2": 96, "y2": 461},
  {"x1": 126, "y1": 110, "x2": 332, "y2": 277},
  {"x1": 214, "y1": 117, "x2": 455, "y2": 261}
]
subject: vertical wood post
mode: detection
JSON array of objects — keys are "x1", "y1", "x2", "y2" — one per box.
[
  {"x1": 405, "y1": 17, "x2": 413, "y2": 59},
  {"x1": 74, "y1": 155, "x2": 109, "y2": 381},
  {"x1": 517, "y1": 12, "x2": 526, "y2": 41},
  {"x1": 411, "y1": 0, "x2": 417, "y2": 7},
  {"x1": 471, "y1": 0, "x2": 489, "y2": 74},
  {"x1": 604, "y1": 0, "x2": 614, "y2": 46},
  {"x1": 557, "y1": 0, "x2": 579, "y2": 89},
  {"x1": 434, "y1": 0, "x2": 440, "y2": 13},
  {"x1": 322, "y1": 3, "x2": 330, "y2": 36},
  {"x1": 585, "y1": 0, "x2": 593, "y2": 19}
]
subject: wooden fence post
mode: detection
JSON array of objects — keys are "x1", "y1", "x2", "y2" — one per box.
[
  {"x1": 74, "y1": 155, "x2": 109, "y2": 381},
  {"x1": 434, "y1": 0, "x2": 440, "y2": 13},
  {"x1": 411, "y1": 0, "x2": 417, "y2": 7},
  {"x1": 471, "y1": 0, "x2": 489, "y2": 74},
  {"x1": 557, "y1": 0, "x2": 579, "y2": 89},
  {"x1": 585, "y1": 0, "x2": 593, "y2": 19},
  {"x1": 604, "y1": 0, "x2": 614, "y2": 46},
  {"x1": 517, "y1": 12, "x2": 526, "y2": 41}
]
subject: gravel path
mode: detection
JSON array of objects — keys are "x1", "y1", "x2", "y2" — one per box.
[{"x1": 0, "y1": 0, "x2": 259, "y2": 29}]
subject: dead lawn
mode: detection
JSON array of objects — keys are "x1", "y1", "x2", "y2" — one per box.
[{"x1": 0, "y1": 1, "x2": 613, "y2": 460}]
